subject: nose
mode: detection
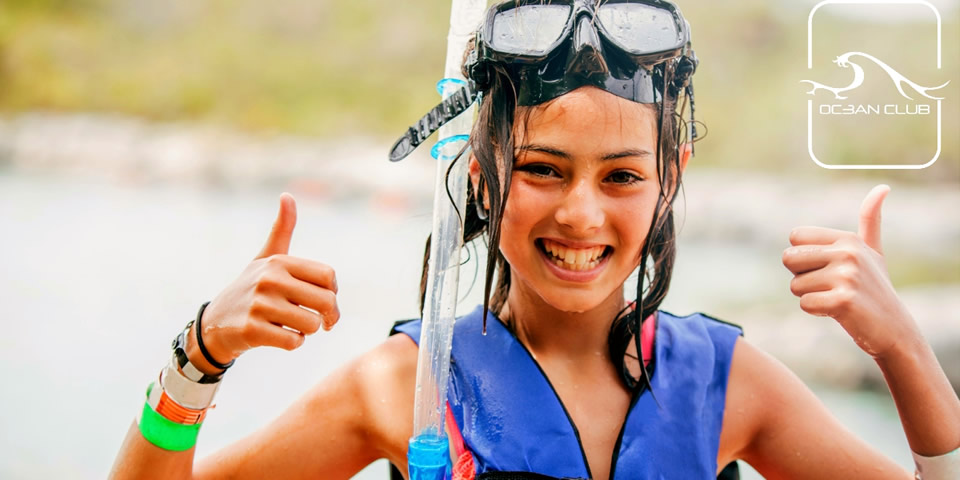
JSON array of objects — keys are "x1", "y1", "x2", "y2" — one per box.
[{"x1": 554, "y1": 178, "x2": 605, "y2": 234}]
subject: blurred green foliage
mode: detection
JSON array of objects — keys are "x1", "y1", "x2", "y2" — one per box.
[
  {"x1": 0, "y1": 0, "x2": 957, "y2": 180},
  {"x1": 0, "y1": 0, "x2": 449, "y2": 136}
]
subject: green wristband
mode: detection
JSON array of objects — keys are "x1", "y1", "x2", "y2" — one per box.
[{"x1": 138, "y1": 401, "x2": 202, "y2": 451}]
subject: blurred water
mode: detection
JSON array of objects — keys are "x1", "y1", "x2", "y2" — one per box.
[{"x1": 0, "y1": 172, "x2": 913, "y2": 478}]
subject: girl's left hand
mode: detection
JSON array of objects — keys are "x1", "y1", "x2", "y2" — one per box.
[{"x1": 781, "y1": 184, "x2": 919, "y2": 359}]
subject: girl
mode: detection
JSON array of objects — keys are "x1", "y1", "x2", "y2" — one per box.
[{"x1": 111, "y1": 1, "x2": 959, "y2": 478}]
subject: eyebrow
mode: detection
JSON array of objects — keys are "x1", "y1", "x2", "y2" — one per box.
[{"x1": 517, "y1": 144, "x2": 653, "y2": 161}]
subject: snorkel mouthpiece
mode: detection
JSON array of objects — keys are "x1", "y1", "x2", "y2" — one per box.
[{"x1": 408, "y1": 435, "x2": 449, "y2": 480}]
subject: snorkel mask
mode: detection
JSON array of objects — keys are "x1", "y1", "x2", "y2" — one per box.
[{"x1": 389, "y1": 0, "x2": 699, "y2": 162}]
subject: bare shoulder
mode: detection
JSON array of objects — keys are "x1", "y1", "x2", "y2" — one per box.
[
  {"x1": 353, "y1": 333, "x2": 419, "y2": 466},
  {"x1": 716, "y1": 337, "x2": 766, "y2": 467},
  {"x1": 718, "y1": 337, "x2": 909, "y2": 479},
  {"x1": 194, "y1": 334, "x2": 418, "y2": 479}
]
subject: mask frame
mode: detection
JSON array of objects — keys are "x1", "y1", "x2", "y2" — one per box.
[{"x1": 389, "y1": 0, "x2": 698, "y2": 163}]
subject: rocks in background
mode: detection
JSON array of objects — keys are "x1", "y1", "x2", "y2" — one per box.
[
  {"x1": 0, "y1": 112, "x2": 435, "y2": 203},
  {"x1": 677, "y1": 169, "x2": 960, "y2": 259},
  {"x1": 737, "y1": 286, "x2": 960, "y2": 394}
]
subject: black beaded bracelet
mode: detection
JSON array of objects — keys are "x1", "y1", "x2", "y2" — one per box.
[{"x1": 195, "y1": 301, "x2": 235, "y2": 371}]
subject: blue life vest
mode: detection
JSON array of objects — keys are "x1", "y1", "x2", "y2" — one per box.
[{"x1": 392, "y1": 305, "x2": 743, "y2": 479}]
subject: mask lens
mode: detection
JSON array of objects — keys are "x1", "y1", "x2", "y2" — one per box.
[
  {"x1": 597, "y1": 3, "x2": 682, "y2": 54},
  {"x1": 490, "y1": 4, "x2": 572, "y2": 55}
]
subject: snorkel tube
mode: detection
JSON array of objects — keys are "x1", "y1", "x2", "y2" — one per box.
[{"x1": 404, "y1": 1, "x2": 486, "y2": 479}]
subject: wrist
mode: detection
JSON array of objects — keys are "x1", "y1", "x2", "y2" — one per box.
[
  {"x1": 189, "y1": 301, "x2": 236, "y2": 375},
  {"x1": 185, "y1": 326, "x2": 229, "y2": 377},
  {"x1": 873, "y1": 325, "x2": 927, "y2": 366}
]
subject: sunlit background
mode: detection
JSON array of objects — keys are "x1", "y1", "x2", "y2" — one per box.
[{"x1": 0, "y1": 0, "x2": 957, "y2": 478}]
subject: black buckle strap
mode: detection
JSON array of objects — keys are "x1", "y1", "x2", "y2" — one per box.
[{"x1": 388, "y1": 83, "x2": 479, "y2": 162}]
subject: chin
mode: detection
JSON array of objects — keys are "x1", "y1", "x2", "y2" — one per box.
[{"x1": 537, "y1": 288, "x2": 612, "y2": 314}]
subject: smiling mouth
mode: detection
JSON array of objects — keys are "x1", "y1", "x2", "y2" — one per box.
[{"x1": 537, "y1": 239, "x2": 612, "y2": 272}]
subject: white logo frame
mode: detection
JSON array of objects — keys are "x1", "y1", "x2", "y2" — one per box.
[{"x1": 806, "y1": 0, "x2": 944, "y2": 170}]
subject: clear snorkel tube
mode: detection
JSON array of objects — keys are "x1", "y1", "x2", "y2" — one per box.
[{"x1": 406, "y1": 1, "x2": 486, "y2": 479}]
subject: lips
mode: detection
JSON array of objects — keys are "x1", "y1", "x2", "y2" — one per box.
[{"x1": 537, "y1": 238, "x2": 611, "y2": 272}]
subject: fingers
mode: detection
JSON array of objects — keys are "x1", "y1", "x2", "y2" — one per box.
[
  {"x1": 789, "y1": 266, "x2": 832, "y2": 296},
  {"x1": 286, "y1": 257, "x2": 338, "y2": 293},
  {"x1": 789, "y1": 226, "x2": 846, "y2": 246},
  {"x1": 281, "y1": 281, "x2": 340, "y2": 330},
  {"x1": 250, "y1": 258, "x2": 340, "y2": 331},
  {"x1": 858, "y1": 184, "x2": 889, "y2": 254},
  {"x1": 251, "y1": 320, "x2": 307, "y2": 351},
  {"x1": 797, "y1": 289, "x2": 855, "y2": 318},
  {"x1": 782, "y1": 245, "x2": 832, "y2": 274},
  {"x1": 250, "y1": 295, "x2": 335, "y2": 336},
  {"x1": 255, "y1": 254, "x2": 338, "y2": 295},
  {"x1": 257, "y1": 193, "x2": 298, "y2": 259},
  {"x1": 788, "y1": 263, "x2": 855, "y2": 297}
]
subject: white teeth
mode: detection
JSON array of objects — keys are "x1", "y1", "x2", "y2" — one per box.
[
  {"x1": 575, "y1": 249, "x2": 587, "y2": 265},
  {"x1": 542, "y1": 239, "x2": 607, "y2": 271}
]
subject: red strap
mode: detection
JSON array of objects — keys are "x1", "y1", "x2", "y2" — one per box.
[
  {"x1": 452, "y1": 450, "x2": 475, "y2": 480},
  {"x1": 626, "y1": 302, "x2": 656, "y2": 366},
  {"x1": 446, "y1": 403, "x2": 475, "y2": 480},
  {"x1": 641, "y1": 312, "x2": 656, "y2": 367},
  {"x1": 445, "y1": 403, "x2": 466, "y2": 456}
]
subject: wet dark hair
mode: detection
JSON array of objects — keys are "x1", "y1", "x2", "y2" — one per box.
[{"x1": 418, "y1": 46, "x2": 696, "y2": 393}]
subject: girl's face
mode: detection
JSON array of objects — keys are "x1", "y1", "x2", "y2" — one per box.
[{"x1": 497, "y1": 86, "x2": 671, "y2": 314}]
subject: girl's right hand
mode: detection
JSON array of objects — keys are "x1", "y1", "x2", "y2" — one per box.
[{"x1": 186, "y1": 193, "x2": 340, "y2": 375}]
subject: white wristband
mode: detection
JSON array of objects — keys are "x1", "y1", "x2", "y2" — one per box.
[
  {"x1": 160, "y1": 356, "x2": 221, "y2": 409},
  {"x1": 913, "y1": 448, "x2": 959, "y2": 480}
]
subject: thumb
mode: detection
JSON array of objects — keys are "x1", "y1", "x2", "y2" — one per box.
[
  {"x1": 256, "y1": 193, "x2": 297, "y2": 259},
  {"x1": 858, "y1": 184, "x2": 889, "y2": 253}
]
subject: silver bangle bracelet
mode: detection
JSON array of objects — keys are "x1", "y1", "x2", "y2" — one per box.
[{"x1": 160, "y1": 355, "x2": 221, "y2": 410}]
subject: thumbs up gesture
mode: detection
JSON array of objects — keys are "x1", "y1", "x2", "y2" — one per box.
[
  {"x1": 190, "y1": 193, "x2": 340, "y2": 372},
  {"x1": 782, "y1": 185, "x2": 918, "y2": 359}
]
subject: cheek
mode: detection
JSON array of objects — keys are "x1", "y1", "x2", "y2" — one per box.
[
  {"x1": 500, "y1": 181, "x2": 549, "y2": 232},
  {"x1": 613, "y1": 197, "x2": 657, "y2": 262},
  {"x1": 498, "y1": 187, "x2": 537, "y2": 253},
  {"x1": 497, "y1": 181, "x2": 555, "y2": 264}
]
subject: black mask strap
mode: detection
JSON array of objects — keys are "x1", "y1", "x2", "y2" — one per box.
[
  {"x1": 686, "y1": 82, "x2": 697, "y2": 155},
  {"x1": 389, "y1": 83, "x2": 479, "y2": 162}
]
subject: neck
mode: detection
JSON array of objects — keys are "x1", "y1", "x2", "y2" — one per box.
[{"x1": 502, "y1": 275, "x2": 626, "y2": 364}]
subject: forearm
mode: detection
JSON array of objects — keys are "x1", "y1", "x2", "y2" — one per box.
[
  {"x1": 110, "y1": 421, "x2": 195, "y2": 480},
  {"x1": 877, "y1": 331, "x2": 960, "y2": 456},
  {"x1": 110, "y1": 313, "x2": 224, "y2": 480}
]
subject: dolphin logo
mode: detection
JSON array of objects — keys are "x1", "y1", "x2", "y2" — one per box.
[{"x1": 801, "y1": 51, "x2": 949, "y2": 100}]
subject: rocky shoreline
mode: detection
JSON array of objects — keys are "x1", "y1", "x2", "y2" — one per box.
[{"x1": 735, "y1": 286, "x2": 960, "y2": 395}]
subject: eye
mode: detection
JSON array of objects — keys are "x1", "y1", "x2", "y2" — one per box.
[
  {"x1": 606, "y1": 170, "x2": 643, "y2": 185},
  {"x1": 516, "y1": 163, "x2": 560, "y2": 178}
]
